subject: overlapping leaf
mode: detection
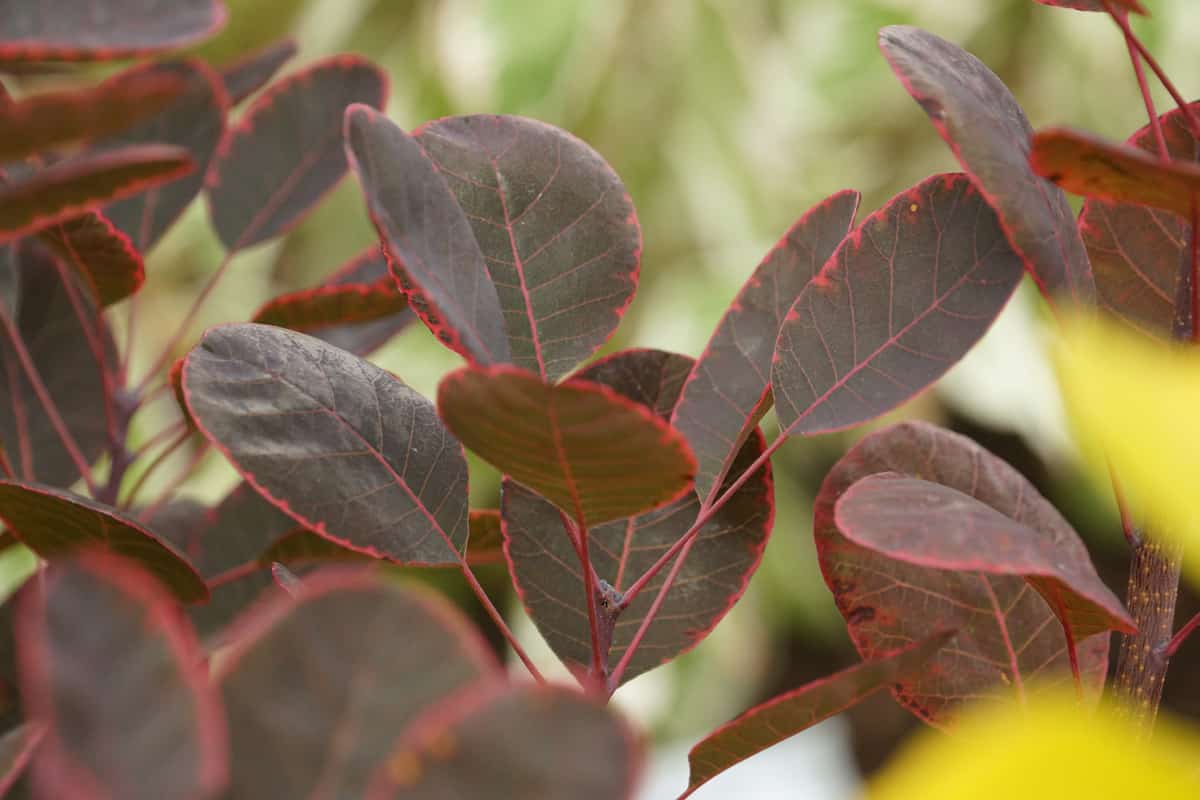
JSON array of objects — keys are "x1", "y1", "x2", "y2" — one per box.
[
  {"x1": 367, "y1": 684, "x2": 639, "y2": 800},
  {"x1": 17, "y1": 553, "x2": 225, "y2": 800},
  {"x1": 98, "y1": 60, "x2": 228, "y2": 253},
  {"x1": 772, "y1": 174, "x2": 1023, "y2": 438},
  {"x1": 0, "y1": 145, "x2": 192, "y2": 243},
  {"x1": 673, "y1": 190, "x2": 859, "y2": 501},
  {"x1": 440, "y1": 362, "x2": 695, "y2": 527},
  {"x1": 217, "y1": 571, "x2": 499, "y2": 797},
  {"x1": 207, "y1": 57, "x2": 387, "y2": 252},
  {"x1": 39, "y1": 212, "x2": 143, "y2": 306},
  {"x1": 1079, "y1": 102, "x2": 1200, "y2": 337},
  {"x1": 0, "y1": 482, "x2": 206, "y2": 603},
  {"x1": 503, "y1": 349, "x2": 771, "y2": 683},
  {"x1": 682, "y1": 634, "x2": 952, "y2": 798},
  {"x1": 0, "y1": 244, "x2": 114, "y2": 487},
  {"x1": 1034, "y1": 0, "x2": 1147, "y2": 13},
  {"x1": 220, "y1": 38, "x2": 296, "y2": 105},
  {"x1": 0, "y1": 0, "x2": 227, "y2": 61},
  {"x1": 345, "y1": 106, "x2": 512, "y2": 365},
  {"x1": 299, "y1": 247, "x2": 417, "y2": 356},
  {"x1": 814, "y1": 421, "x2": 1110, "y2": 724},
  {"x1": 879, "y1": 25, "x2": 1094, "y2": 304},
  {"x1": 182, "y1": 323, "x2": 470, "y2": 565},
  {"x1": 413, "y1": 115, "x2": 641, "y2": 381},
  {"x1": 0, "y1": 722, "x2": 41, "y2": 796}
]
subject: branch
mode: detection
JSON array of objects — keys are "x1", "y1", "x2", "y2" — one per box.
[{"x1": 1166, "y1": 611, "x2": 1200, "y2": 658}]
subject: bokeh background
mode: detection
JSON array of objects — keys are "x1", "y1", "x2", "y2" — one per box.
[{"x1": 12, "y1": 1, "x2": 1200, "y2": 797}]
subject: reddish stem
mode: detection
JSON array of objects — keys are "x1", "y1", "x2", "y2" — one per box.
[
  {"x1": 207, "y1": 559, "x2": 260, "y2": 589},
  {"x1": 120, "y1": 426, "x2": 192, "y2": 509},
  {"x1": 1166, "y1": 611, "x2": 1200, "y2": 658},
  {"x1": 575, "y1": 513, "x2": 606, "y2": 687},
  {"x1": 459, "y1": 563, "x2": 546, "y2": 684},
  {"x1": 1118, "y1": 21, "x2": 1167, "y2": 159},
  {"x1": 1107, "y1": 461, "x2": 1140, "y2": 547},
  {"x1": 0, "y1": 445, "x2": 13, "y2": 479},
  {"x1": 138, "y1": 439, "x2": 211, "y2": 521},
  {"x1": 1107, "y1": 6, "x2": 1200, "y2": 139}
]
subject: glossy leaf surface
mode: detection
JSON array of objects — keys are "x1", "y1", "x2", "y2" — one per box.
[
  {"x1": 772, "y1": 174, "x2": 1023, "y2": 438},
  {"x1": 39, "y1": 212, "x2": 143, "y2": 306},
  {"x1": 502, "y1": 350, "x2": 770, "y2": 682},
  {"x1": 218, "y1": 571, "x2": 498, "y2": 798},
  {"x1": 836, "y1": 474, "x2": 1132, "y2": 637},
  {"x1": 367, "y1": 684, "x2": 639, "y2": 800},
  {"x1": 0, "y1": 145, "x2": 192, "y2": 243},
  {"x1": 208, "y1": 57, "x2": 387, "y2": 252},
  {"x1": 414, "y1": 115, "x2": 640, "y2": 381},
  {"x1": 220, "y1": 38, "x2": 297, "y2": 105},
  {"x1": 674, "y1": 189, "x2": 859, "y2": 500},
  {"x1": 345, "y1": 105, "x2": 511, "y2": 366},
  {"x1": 683, "y1": 634, "x2": 952, "y2": 798},
  {"x1": 0, "y1": 482, "x2": 206, "y2": 603},
  {"x1": 18, "y1": 553, "x2": 224, "y2": 800},
  {"x1": 879, "y1": 25, "x2": 1094, "y2": 304},
  {"x1": 814, "y1": 421, "x2": 1109, "y2": 724},
  {"x1": 0, "y1": 0, "x2": 227, "y2": 61},
  {"x1": 440, "y1": 363, "x2": 695, "y2": 527},
  {"x1": 183, "y1": 324, "x2": 470, "y2": 565}
]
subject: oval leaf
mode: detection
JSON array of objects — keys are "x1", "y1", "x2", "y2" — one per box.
[
  {"x1": 0, "y1": 0, "x2": 227, "y2": 61},
  {"x1": 0, "y1": 145, "x2": 193, "y2": 243},
  {"x1": 207, "y1": 57, "x2": 387, "y2": 252},
  {"x1": 345, "y1": 105, "x2": 512, "y2": 366},
  {"x1": 673, "y1": 189, "x2": 859, "y2": 501},
  {"x1": 367, "y1": 684, "x2": 640, "y2": 800},
  {"x1": 220, "y1": 38, "x2": 297, "y2": 105},
  {"x1": 0, "y1": 482, "x2": 207, "y2": 603},
  {"x1": 299, "y1": 246, "x2": 417, "y2": 356},
  {"x1": 879, "y1": 25, "x2": 1094, "y2": 304},
  {"x1": 218, "y1": 570, "x2": 499, "y2": 798},
  {"x1": 439, "y1": 362, "x2": 695, "y2": 527},
  {"x1": 814, "y1": 421, "x2": 1109, "y2": 724},
  {"x1": 182, "y1": 323, "x2": 470, "y2": 565},
  {"x1": 682, "y1": 633, "x2": 953, "y2": 798},
  {"x1": 836, "y1": 474, "x2": 1132, "y2": 637},
  {"x1": 17, "y1": 552, "x2": 225, "y2": 800},
  {"x1": 252, "y1": 275, "x2": 407, "y2": 333},
  {"x1": 771, "y1": 173, "x2": 1023, "y2": 438},
  {"x1": 414, "y1": 115, "x2": 641, "y2": 381},
  {"x1": 502, "y1": 349, "x2": 771, "y2": 683},
  {"x1": 38, "y1": 211, "x2": 143, "y2": 306}
]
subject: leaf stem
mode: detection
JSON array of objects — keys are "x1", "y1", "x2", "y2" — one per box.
[
  {"x1": 1106, "y1": 5, "x2": 1200, "y2": 139},
  {"x1": 138, "y1": 439, "x2": 211, "y2": 521},
  {"x1": 0, "y1": 445, "x2": 13, "y2": 479},
  {"x1": 120, "y1": 425, "x2": 192, "y2": 509},
  {"x1": 459, "y1": 562, "x2": 546, "y2": 684},
  {"x1": 1117, "y1": 19, "x2": 1167, "y2": 159},
  {"x1": 574, "y1": 513, "x2": 606, "y2": 688},
  {"x1": 1165, "y1": 611, "x2": 1200, "y2": 658},
  {"x1": 1106, "y1": 461, "x2": 1141, "y2": 547}
]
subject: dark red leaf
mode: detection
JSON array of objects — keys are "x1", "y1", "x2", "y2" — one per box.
[
  {"x1": 1079, "y1": 102, "x2": 1200, "y2": 337},
  {"x1": 182, "y1": 323, "x2": 470, "y2": 565},
  {"x1": 0, "y1": 482, "x2": 207, "y2": 603},
  {"x1": 439, "y1": 362, "x2": 695, "y2": 527},
  {"x1": 217, "y1": 569, "x2": 500, "y2": 797},
  {"x1": 0, "y1": 145, "x2": 193, "y2": 243},
  {"x1": 413, "y1": 115, "x2": 641, "y2": 381},
  {"x1": 0, "y1": 243, "x2": 114, "y2": 487},
  {"x1": 207, "y1": 57, "x2": 387, "y2": 252},
  {"x1": 814, "y1": 421, "x2": 1110, "y2": 724},
  {"x1": 18, "y1": 553, "x2": 224, "y2": 800},
  {"x1": 673, "y1": 190, "x2": 859, "y2": 501},
  {"x1": 345, "y1": 105, "x2": 512, "y2": 366},
  {"x1": 251, "y1": 275, "x2": 408, "y2": 332},
  {"x1": 771, "y1": 174, "x2": 1023, "y2": 438},
  {"x1": 0, "y1": 0, "x2": 227, "y2": 61},
  {"x1": 219, "y1": 38, "x2": 297, "y2": 106},
  {"x1": 257, "y1": 528, "x2": 369, "y2": 566},
  {"x1": 38, "y1": 212, "x2": 143, "y2": 306},
  {"x1": 0, "y1": 68, "x2": 186, "y2": 163},
  {"x1": 0, "y1": 722, "x2": 42, "y2": 797},
  {"x1": 682, "y1": 633, "x2": 952, "y2": 798},
  {"x1": 879, "y1": 25, "x2": 1095, "y2": 305},
  {"x1": 1033, "y1": 0, "x2": 1147, "y2": 13},
  {"x1": 97, "y1": 60, "x2": 228, "y2": 253},
  {"x1": 366, "y1": 684, "x2": 640, "y2": 800},
  {"x1": 502, "y1": 349, "x2": 771, "y2": 683},
  {"x1": 836, "y1": 474, "x2": 1133, "y2": 637}
]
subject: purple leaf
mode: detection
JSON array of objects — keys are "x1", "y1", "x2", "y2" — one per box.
[
  {"x1": 1079, "y1": 102, "x2": 1200, "y2": 337},
  {"x1": 298, "y1": 246, "x2": 417, "y2": 356},
  {"x1": 345, "y1": 105, "x2": 512, "y2": 366},
  {"x1": 217, "y1": 570, "x2": 500, "y2": 797},
  {"x1": 1033, "y1": 0, "x2": 1147, "y2": 13},
  {"x1": 502, "y1": 349, "x2": 772, "y2": 684},
  {"x1": 0, "y1": 0, "x2": 227, "y2": 61},
  {"x1": 771, "y1": 174, "x2": 1023, "y2": 438},
  {"x1": 182, "y1": 323, "x2": 470, "y2": 566},
  {"x1": 814, "y1": 421, "x2": 1110, "y2": 724},
  {"x1": 206, "y1": 57, "x2": 387, "y2": 252},
  {"x1": 0, "y1": 145, "x2": 193, "y2": 243},
  {"x1": 439, "y1": 362, "x2": 695, "y2": 527},
  {"x1": 38, "y1": 211, "x2": 143, "y2": 306},
  {"x1": 673, "y1": 189, "x2": 859, "y2": 501},
  {"x1": 219, "y1": 38, "x2": 297, "y2": 106},
  {"x1": 413, "y1": 115, "x2": 641, "y2": 381},
  {"x1": 0, "y1": 482, "x2": 207, "y2": 603},
  {"x1": 17, "y1": 552, "x2": 226, "y2": 800},
  {"x1": 366, "y1": 684, "x2": 640, "y2": 800},
  {"x1": 0, "y1": 722, "x2": 42, "y2": 796},
  {"x1": 682, "y1": 633, "x2": 952, "y2": 798},
  {"x1": 251, "y1": 266, "x2": 408, "y2": 333},
  {"x1": 879, "y1": 25, "x2": 1095, "y2": 305}
]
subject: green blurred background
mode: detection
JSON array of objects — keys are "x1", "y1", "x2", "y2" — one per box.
[{"x1": 18, "y1": 0, "x2": 1200, "y2": 795}]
